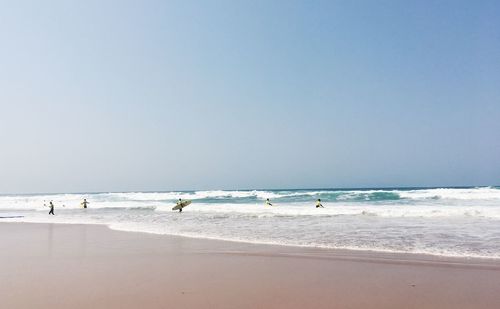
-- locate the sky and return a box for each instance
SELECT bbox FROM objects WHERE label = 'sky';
[0,0,499,193]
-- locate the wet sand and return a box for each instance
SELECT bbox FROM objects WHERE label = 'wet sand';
[1,222,499,309]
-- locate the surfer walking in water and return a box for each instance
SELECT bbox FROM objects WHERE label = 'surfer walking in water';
[316,199,324,208]
[173,198,191,212]
[177,198,183,212]
[265,198,273,206]
[81,198,89,209]
[48,201,55,215]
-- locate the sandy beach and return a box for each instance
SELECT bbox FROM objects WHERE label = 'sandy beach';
[1,222,499,309]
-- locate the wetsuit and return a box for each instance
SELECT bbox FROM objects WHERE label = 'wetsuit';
[49,203,55,215]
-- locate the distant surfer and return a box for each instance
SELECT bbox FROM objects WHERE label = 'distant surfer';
[48,201,55,215]
[177,198,183,212]
[172,199,191,212]
[81,198,89,209]
[265,198,273,206]
[316,199,324,208]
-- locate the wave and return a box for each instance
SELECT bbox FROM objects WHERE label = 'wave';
[1,187,500,212]
[99,187,500,202]
[398,187,500,200]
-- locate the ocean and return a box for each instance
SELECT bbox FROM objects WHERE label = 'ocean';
[1,187,500,259]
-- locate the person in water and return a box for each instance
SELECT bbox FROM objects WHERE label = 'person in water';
[48,201,55,215]
[265,198,273,206]
[81,198,89,209]
[316,199,324,208]
[177,198,183,212]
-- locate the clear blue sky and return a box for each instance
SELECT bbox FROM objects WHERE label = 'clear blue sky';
[0,0,499,193]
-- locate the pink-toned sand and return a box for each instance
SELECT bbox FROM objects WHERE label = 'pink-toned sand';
[1,222,499,309]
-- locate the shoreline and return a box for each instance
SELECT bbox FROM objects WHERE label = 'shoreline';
[2,222,500,308]
[5,220,500,263]
[108,226,500,265]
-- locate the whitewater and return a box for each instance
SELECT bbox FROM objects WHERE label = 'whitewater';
[1,187,500,259]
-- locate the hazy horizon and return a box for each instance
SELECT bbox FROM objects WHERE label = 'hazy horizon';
[2,184,499,196]
[1,1,499,194]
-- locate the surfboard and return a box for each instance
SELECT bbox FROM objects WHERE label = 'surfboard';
[172,200,191,211]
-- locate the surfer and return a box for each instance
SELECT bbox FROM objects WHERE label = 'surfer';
[265,198,273,206]
[48,201,55,215]
[81,198,89,209]
[177,198,183,212]
[316,199,324,208]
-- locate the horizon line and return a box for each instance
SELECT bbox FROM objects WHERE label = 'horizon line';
[1,184,498,196]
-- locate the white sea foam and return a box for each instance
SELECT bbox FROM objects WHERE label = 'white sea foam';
[398,187,500,200]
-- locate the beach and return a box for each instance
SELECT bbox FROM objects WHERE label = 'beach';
[2,0,498,307]
[1,222,499,309]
